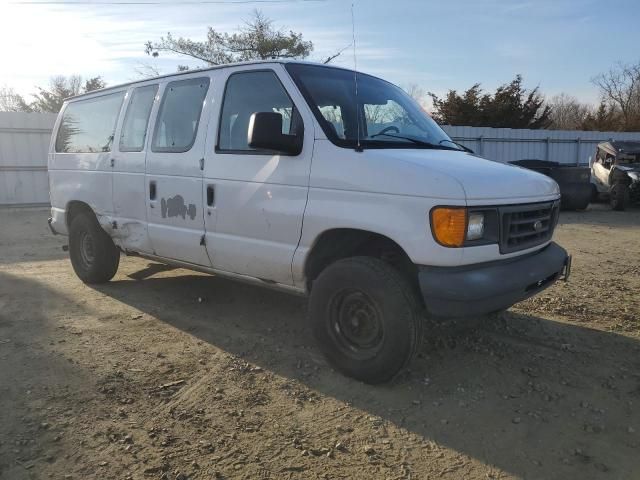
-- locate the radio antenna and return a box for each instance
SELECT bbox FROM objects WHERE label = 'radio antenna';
[351,2,362,152]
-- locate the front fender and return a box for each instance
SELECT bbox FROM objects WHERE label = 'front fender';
[291,188,465,288]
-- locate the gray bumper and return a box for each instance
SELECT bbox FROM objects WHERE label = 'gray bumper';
[47,217,58,235]
[418,242,570,318]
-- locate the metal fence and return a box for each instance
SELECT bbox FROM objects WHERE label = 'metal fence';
[1,112,640,206]
[443,125,640,165]
[0,112,56,205]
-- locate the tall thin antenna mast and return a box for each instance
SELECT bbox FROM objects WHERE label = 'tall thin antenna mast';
[351,2,362,152]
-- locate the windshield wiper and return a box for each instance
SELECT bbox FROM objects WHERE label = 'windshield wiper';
[439,139,474,153]
[369,132,459,150]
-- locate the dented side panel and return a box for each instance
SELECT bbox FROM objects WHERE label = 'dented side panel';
[111,85,155,253]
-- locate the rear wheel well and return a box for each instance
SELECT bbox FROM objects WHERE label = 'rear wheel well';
[66,201,96,230]
[304,229,421,302]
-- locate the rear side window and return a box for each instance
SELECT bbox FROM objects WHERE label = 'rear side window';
[218,70,297,152]
[119,84,158,152]
[152,78,210,153]
[55,92,125,153]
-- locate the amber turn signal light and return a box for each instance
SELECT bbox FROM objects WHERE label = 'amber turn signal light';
[430,207,467,247]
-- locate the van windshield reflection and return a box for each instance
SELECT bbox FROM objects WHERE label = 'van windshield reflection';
[285,63,461,151]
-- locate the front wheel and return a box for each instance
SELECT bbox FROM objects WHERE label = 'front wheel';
[69,213,120,284]
[610,183,630,211]
[309,257,423,384]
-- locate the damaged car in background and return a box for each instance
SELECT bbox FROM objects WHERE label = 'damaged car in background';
[590,140,640,211]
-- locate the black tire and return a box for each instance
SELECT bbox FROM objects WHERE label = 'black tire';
[68,213,120,283]
[309,257,423,384]
[561,195,590,211]
[610,183,630,211]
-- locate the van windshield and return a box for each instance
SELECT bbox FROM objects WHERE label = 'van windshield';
[286,63,459,151]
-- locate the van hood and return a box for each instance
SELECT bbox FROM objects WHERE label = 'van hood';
[366,148,560,202]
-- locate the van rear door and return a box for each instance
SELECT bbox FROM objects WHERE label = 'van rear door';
[144,76,212,266]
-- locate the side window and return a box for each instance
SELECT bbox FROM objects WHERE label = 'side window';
[151,77,210,153]
[119,84,158,152]
[218,70,298,152]
[55,91,125,153]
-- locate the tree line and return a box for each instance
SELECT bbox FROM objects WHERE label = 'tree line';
[1,10,639,132]
[428,64,640,132]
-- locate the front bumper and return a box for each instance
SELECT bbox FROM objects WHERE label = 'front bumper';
[48,207,68,236]
[418,242,570,318]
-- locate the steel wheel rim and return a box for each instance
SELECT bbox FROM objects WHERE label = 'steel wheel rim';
[79,231,95,267]
[328,289,384,358]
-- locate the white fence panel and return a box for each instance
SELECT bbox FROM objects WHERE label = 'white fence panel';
[443,125,640,165]
[1,112,640,205]
[0,112,56,205]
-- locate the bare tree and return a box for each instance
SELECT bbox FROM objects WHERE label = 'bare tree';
[133,62,162,80]
[592,61,640,130]
[404,83,428,109]
[548,93,592,130]
[0,87,32,112]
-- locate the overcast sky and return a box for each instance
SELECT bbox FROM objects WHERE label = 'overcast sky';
[1,0,639,105]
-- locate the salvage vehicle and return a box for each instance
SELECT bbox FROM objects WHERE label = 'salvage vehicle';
[590,141,640,210]
[509,159,592,210]
[48,61,571,383]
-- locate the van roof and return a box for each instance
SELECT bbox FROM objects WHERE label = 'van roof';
[67,59,354,101]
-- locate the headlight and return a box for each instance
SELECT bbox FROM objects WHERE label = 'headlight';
[466,212,485,241]
[430,208,489,247]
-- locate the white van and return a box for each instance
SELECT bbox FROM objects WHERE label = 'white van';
[48,61,570,383]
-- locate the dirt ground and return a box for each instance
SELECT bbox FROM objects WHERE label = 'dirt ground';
[1,204,639,480]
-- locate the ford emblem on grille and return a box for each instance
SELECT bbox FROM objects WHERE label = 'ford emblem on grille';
[533,220,543,232]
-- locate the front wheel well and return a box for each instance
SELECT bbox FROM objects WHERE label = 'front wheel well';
[65,201,96,230]
[304,228,421,301]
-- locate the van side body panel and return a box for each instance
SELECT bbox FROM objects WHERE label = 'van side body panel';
[110,83,159,253]
[202,64,315,285]
[48,88,129,234]
[143,74,214,267]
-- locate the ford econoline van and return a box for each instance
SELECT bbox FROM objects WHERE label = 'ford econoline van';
[48,61,571,383]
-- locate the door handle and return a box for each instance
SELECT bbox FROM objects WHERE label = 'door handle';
[149,181,157,200]
[206,185,215,206]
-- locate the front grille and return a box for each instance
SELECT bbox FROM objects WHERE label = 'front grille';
[499,201,559,254]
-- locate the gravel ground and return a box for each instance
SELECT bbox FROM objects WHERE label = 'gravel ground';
[0,204,639,480]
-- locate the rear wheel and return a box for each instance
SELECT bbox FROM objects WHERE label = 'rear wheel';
[69,213,120,283]
[309,257,423,384]
[610,183,630,211]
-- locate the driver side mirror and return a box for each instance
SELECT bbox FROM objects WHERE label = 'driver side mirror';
[247,112,303,155]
